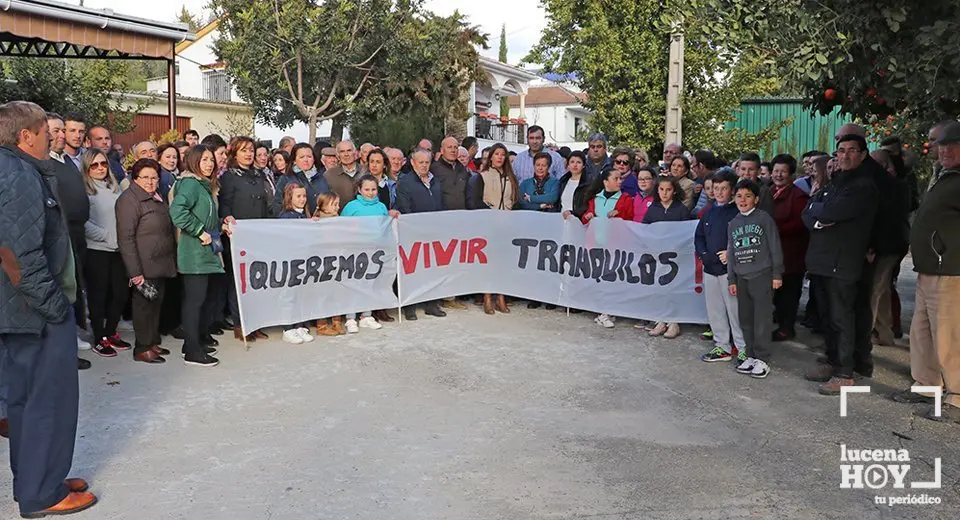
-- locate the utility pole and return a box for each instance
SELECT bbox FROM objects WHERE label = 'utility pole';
[664,30,684,147]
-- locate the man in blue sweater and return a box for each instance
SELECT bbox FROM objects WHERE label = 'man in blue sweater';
[696,170,747,363]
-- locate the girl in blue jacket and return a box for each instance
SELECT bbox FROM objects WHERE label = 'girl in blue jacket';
[340,175,401,333]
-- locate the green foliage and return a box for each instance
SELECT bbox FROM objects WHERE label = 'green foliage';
[177,6,204,32]
[349,104,444,151]
[211,0,419,144]
[498,24,509,117]
[0,58,146,133]
[676,0,960,129]
[348,11,486,141]
[528,0,787,153]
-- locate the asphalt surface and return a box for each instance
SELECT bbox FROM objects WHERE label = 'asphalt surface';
[1,256,958,519]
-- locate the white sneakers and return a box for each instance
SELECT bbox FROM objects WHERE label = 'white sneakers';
[346,317,381,333]
[358,316,382,330]
[282,329,305,345]
[736,357,770,379]
[296,327,314,342]
[77,336,92,351]
[594,314,615,328]
[283,328,315,345]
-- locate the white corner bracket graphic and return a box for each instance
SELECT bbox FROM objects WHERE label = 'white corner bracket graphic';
[839,386,872,417]
[911,386,944,417]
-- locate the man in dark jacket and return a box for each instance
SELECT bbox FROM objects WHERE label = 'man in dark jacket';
[432,136,470,211]
[431,136,471,311]
[46,113,93,365]
[862,150,911,348]
[801,134,879,395]
[893,121,960,424]
[394,149,446,320]
[0,101,98,517]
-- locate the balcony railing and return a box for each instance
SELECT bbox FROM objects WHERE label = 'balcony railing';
[475,114,527,144]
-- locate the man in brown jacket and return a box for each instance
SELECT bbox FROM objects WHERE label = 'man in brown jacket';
[324,140,366,210]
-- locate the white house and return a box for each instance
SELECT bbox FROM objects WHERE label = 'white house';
[505,82,591,148]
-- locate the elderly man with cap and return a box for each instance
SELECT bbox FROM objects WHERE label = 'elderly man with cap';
[891,120,960,424]
[319,146,339,173]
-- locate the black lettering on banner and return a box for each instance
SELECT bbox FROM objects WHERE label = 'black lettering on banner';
[354,252,369,279]
[304,256,322,284]
[538,240,559,273]
[576,246,591,279]
[269,261,289,288]
[558,244,576,275]
[617,250,629,281]
[589,248,604,282]
[366,250,385,279]
[288,259,305,287]
[336,255,355,282]
[638,253,657,285]
[601,249,619,282]
[658,252,679,286]
[624,252,640,283]
[250,261,268,290]
[320,256,337,282]
[512,238,537,269]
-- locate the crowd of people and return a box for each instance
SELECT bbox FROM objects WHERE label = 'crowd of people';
[0,97,958,516]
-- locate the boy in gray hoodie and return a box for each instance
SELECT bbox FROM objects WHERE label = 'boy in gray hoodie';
[727,179,784,378]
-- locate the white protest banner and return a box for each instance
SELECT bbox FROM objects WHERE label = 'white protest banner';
[555,218,707,324]
[397,211,707,324]
[229,217,399,334]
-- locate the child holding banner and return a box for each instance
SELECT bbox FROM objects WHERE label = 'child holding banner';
[277,184,316,345]
[726,179,784,379]
[642,176,691,338]
[340,175,400,333]
[581,169,633,329]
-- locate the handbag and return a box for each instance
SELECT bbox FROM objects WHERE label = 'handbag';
[135,280,160,302]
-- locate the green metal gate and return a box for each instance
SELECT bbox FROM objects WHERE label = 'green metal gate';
[731,97,851,158]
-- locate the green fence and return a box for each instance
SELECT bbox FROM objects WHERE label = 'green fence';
[730,98,852,158]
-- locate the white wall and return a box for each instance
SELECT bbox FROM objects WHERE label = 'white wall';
[508,104,590,147]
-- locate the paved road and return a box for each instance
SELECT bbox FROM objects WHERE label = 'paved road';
[1,258,957,519]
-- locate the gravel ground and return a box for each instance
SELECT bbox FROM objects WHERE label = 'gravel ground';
[1,257,958,520]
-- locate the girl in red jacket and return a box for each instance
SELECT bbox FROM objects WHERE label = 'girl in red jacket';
[581,169,634,328]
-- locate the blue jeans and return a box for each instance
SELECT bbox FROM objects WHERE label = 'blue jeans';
[0,307,79,514]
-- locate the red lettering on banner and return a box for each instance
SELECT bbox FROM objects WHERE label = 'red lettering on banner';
[467,238,488,264]
[400,238,488,274]
[432,239,459,267]
[399,242,422,275]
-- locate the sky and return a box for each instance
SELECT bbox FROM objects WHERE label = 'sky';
[80,0,547,65]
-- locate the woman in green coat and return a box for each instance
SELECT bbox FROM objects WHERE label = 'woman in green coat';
[169,145,226,367]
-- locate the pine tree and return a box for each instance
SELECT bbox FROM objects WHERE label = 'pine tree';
[498,24,509,118]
